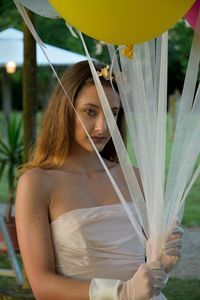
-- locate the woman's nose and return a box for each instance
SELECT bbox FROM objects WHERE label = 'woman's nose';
[95,116,108,132]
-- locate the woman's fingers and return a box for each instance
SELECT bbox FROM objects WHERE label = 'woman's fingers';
[151,268,168,288]
[165,224,184,243]
[163,239,182,249]
[148,261,168,288]
[170,226,184,239]
[147,263,168,297]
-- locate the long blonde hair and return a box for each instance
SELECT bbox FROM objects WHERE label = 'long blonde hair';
[19,60,126,175]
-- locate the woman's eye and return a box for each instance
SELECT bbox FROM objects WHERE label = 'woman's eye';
[84,109,97,116]
[112,111,118,118]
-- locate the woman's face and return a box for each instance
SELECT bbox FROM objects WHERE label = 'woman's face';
[73,84,120,153]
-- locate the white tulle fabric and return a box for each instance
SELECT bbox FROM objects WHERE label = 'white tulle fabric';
[50,204,145,281]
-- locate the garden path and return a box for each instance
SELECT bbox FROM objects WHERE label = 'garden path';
[170,227,200,279]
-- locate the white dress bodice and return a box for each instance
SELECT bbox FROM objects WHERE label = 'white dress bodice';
[50,203,167,299]
[50,203,146,281]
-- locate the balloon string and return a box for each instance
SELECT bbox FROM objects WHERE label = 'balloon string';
[65,21,79,38]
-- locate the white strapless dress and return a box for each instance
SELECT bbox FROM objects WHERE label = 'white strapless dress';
[50,203,166,299]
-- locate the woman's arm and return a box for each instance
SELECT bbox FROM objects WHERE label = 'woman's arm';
[15,169,90,300]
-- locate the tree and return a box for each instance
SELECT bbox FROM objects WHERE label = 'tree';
[168,20,193,94]
[23,11,37,160]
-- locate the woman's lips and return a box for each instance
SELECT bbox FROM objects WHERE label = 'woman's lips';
[91,137,107,143]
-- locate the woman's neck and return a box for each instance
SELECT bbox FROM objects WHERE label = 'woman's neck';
[62,147,110,175]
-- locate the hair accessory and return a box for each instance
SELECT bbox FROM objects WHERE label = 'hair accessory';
[121,45,134,59]
[97,65,114,81]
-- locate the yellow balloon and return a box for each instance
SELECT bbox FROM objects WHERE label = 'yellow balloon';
[49,0,195,45]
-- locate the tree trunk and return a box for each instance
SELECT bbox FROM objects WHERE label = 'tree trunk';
[23,10,37,161]
[22,10,37,289]
[1,69,12,133]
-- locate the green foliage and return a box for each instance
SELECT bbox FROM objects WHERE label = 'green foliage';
[0,0,22,30]
[35,16,110,63]
[164,278,200,300]
[0,114,24,220]
[168,20,193,94]
[183,184,200,227]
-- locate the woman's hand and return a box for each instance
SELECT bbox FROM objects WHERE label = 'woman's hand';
[119,261,167,300]
[146,219,183,274]
[161,219,184,273]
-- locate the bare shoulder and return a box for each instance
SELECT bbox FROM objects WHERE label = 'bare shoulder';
[18,168,51,188]
[18,167,51,184]
[16,167,53,209]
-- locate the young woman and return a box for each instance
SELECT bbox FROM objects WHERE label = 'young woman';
[16,60,183,300]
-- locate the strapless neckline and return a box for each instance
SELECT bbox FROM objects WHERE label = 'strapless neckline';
[50,202,132,225]
[50,200,146,282]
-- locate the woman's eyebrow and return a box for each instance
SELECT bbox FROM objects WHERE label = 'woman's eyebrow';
[82,103,100,109]
[82,103,120,110]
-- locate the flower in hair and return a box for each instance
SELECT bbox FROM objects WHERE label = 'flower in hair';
[97,65,114,80]
[121,45,134,59]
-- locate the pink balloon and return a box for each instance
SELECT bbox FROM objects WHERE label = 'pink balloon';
[185,0,200,29]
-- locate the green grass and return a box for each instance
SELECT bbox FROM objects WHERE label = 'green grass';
[163,278,200,300]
